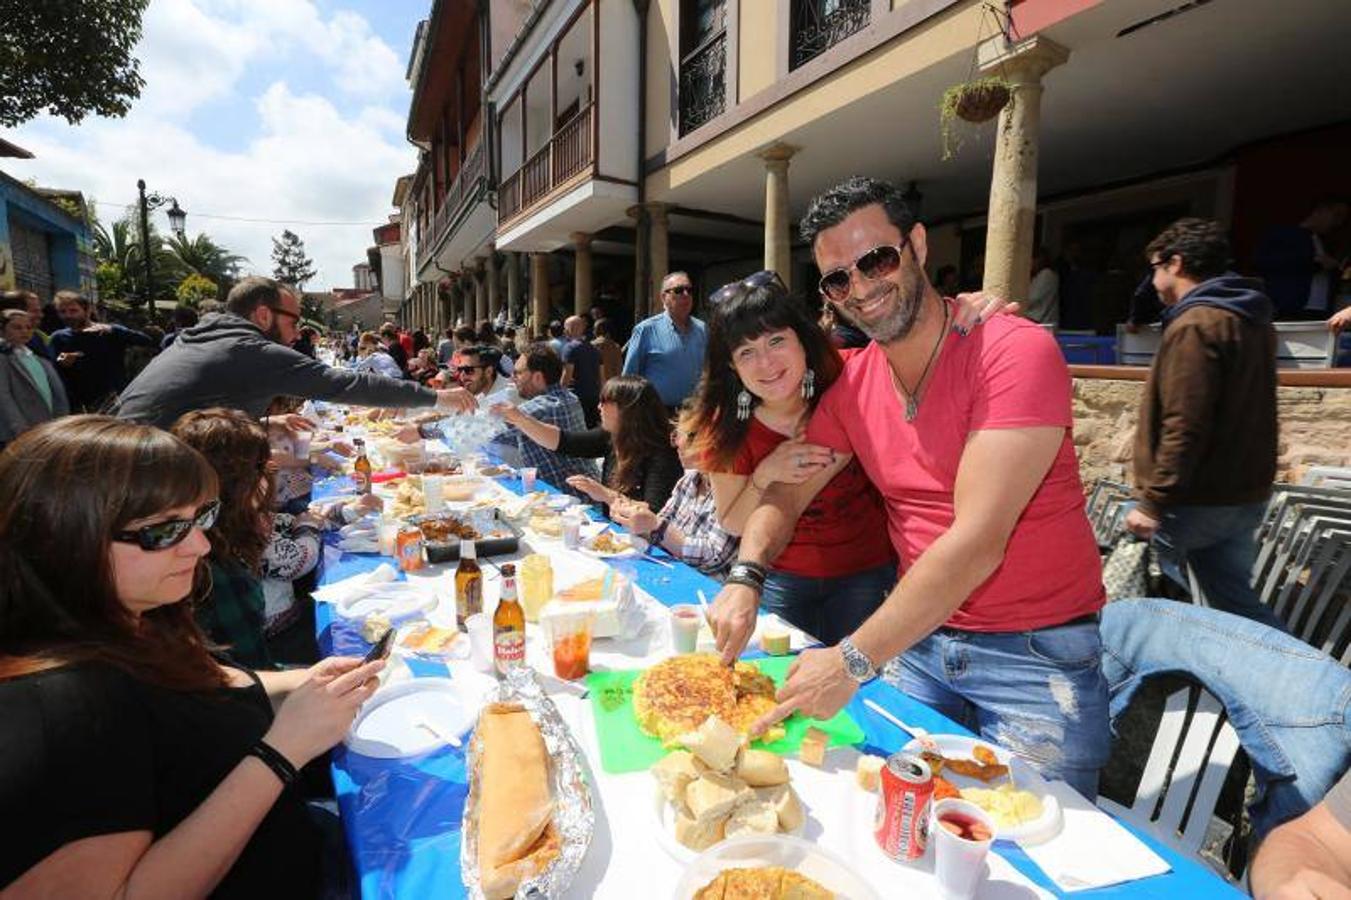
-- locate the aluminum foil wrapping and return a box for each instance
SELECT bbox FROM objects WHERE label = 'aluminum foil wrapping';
[461,667,595,899]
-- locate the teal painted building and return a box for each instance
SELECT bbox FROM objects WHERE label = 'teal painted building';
[0,168,96,302]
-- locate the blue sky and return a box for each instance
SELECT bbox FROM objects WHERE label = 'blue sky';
[6,0,434,290]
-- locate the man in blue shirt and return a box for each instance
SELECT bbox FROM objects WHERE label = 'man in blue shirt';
[49,291,155,411]
[560,315,601,427]
[622,271,707,408]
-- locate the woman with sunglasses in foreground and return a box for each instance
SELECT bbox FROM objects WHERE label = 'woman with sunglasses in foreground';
[0,416,382,897]
[494,373,683,516]
[687,273,898,643]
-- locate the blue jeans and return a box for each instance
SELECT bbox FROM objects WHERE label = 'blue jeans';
[1102,598,1351,836]
[1152,501,1287,632]
[760,562,897,646]
[884,622,1111,799]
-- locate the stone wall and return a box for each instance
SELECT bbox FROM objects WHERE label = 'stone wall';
[1072,377,1351,490]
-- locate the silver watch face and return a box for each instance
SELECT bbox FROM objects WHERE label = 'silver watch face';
[842,641,873,680]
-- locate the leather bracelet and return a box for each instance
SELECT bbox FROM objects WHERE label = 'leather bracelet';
[247,739,299,787]
[729,560,768,583]
[724,573,764,593]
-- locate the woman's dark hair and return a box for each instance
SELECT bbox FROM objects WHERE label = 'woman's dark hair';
[0,416,226,690]
[688,280,843,470]
[594,318,613,338]
[1144,218,1233,281]
[600,375,673,496]
[411,329,430,353]
[171,409,274,574]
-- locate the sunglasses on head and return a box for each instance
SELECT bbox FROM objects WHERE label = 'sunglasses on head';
[113,499,221,551]
[710,270,786,306]
[817,240,911,302]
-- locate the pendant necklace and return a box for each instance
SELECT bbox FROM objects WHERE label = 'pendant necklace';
[891,301,951,422]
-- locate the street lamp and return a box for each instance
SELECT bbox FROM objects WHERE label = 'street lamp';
[136,178,187,309]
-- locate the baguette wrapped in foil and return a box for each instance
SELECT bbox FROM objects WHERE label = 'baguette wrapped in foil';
[461,667,595,898]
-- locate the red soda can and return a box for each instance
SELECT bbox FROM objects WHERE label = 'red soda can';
[874,752,934,861]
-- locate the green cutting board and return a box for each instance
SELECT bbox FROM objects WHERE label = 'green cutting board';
[585,655,865,774]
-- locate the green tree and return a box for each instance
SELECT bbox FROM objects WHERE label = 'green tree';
[0,0,150,127]
[271,229,317,289]
[165,232,245,298]
[93,215,183,306]
[176,273,218,308]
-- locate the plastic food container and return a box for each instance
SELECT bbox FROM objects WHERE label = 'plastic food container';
[442,475,483,502]
[673,834,882,900]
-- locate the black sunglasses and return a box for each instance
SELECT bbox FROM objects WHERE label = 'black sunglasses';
[453,364,490,374]
[663,284,693,296]
[710,270,786,306]
[817,240,911,302]
[113,499,221,551]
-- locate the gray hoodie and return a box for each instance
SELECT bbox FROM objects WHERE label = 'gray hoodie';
[113,313,436,428]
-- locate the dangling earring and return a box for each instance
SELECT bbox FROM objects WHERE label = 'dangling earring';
[736,387,753,421]
[801,369,816,400]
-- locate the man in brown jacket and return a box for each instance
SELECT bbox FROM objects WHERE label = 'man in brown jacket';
[1125,218,1285,630]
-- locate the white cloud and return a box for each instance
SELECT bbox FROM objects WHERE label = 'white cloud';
[4,0,416,293]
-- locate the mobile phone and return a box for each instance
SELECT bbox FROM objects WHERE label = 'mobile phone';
[363,628,395,664]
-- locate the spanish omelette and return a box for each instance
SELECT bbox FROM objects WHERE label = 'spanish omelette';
[632,654,779,744]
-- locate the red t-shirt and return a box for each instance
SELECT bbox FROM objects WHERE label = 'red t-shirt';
[805,314,1104,632]
[730,417,895,578]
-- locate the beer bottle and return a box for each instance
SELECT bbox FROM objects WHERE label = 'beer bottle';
[454,539,483,626]
[352,438,372,494]
[492,563,526,675]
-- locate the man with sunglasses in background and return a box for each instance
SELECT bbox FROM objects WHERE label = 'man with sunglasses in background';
[114,276,475,428]
[451,344,519,411]
[622,271,708,410]
[710,176,1110,798]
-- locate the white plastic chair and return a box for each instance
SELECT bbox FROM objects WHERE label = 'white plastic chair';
[1098,686,1242,861]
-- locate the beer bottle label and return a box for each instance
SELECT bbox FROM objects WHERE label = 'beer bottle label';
[494,630,525,671]
[457,580,482,619]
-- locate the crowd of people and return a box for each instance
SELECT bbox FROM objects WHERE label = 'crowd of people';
[0,176,1347,899]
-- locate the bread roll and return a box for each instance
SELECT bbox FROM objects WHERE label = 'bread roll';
[679,715,743,772]
[856,754,885,792]
[651,750,706,804]
[476,702,556,898]
[724,800,780,838]
[675,806,728,851]
[753,784,804,833]
[735,749,790,787]
[686,771,751,822]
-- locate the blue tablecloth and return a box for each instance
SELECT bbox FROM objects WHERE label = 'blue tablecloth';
[314,473,1243,900]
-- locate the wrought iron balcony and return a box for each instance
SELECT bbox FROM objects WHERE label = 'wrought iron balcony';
[678,30,726,137]
[498,103,595,225]
[417,141,487,271]
[790,0,870,71]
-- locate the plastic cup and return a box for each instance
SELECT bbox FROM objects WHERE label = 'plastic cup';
[931,798,996,900]
[377,516,400,557]
[292,430,313,460]
[465,613,494,673]
[670,604,702,654]
[543,607,593,680]
[561,509,583,549]
[521,467,538,491]
[519,554,554,623]
[422,474,446,512]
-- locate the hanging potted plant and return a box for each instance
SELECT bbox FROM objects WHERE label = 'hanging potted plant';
[939,76,1010,160]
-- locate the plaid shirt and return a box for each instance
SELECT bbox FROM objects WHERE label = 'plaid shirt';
[197,560,275,670]
[654,470,739,578]
[494,384,598,492]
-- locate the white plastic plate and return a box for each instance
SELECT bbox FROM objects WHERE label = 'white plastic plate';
[334,582,437,622]
[345,677,470,759]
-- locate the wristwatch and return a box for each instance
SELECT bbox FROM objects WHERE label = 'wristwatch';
[838,636,878,684]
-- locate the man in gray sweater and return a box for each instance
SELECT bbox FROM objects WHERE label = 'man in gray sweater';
[114,277,473,428]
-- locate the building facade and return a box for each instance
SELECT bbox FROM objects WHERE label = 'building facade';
[0,170,97,303]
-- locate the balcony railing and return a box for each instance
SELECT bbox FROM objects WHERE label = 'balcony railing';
[499,103,595,224]
[790,0,870,71]
[678,30,726,136]
[417,141,487,270]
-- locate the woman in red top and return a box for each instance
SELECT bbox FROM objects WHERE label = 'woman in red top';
[687,272,896,643]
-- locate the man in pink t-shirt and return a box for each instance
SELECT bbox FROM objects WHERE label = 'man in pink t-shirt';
[709,177,1109,796]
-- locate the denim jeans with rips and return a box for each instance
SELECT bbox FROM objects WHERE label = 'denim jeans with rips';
[759,562,897,646]
[1151,501,1288,632]
[1101,598,1351,837]
[883,620,1112,799]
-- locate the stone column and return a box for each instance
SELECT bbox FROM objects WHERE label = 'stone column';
[571,232,593,317]
[628,205,650,323]
[485,249,501,321]
[530,252,550,337]
[646,202,670,317]
[978,35,1069,304]
[505,251,522,323]
[759,144,799,290]
[473,259,488,325]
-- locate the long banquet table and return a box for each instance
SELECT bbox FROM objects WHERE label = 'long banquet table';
[312,470,1245,900]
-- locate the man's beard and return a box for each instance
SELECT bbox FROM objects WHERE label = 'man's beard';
[838,267,926,344]
[265,322,285,343]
